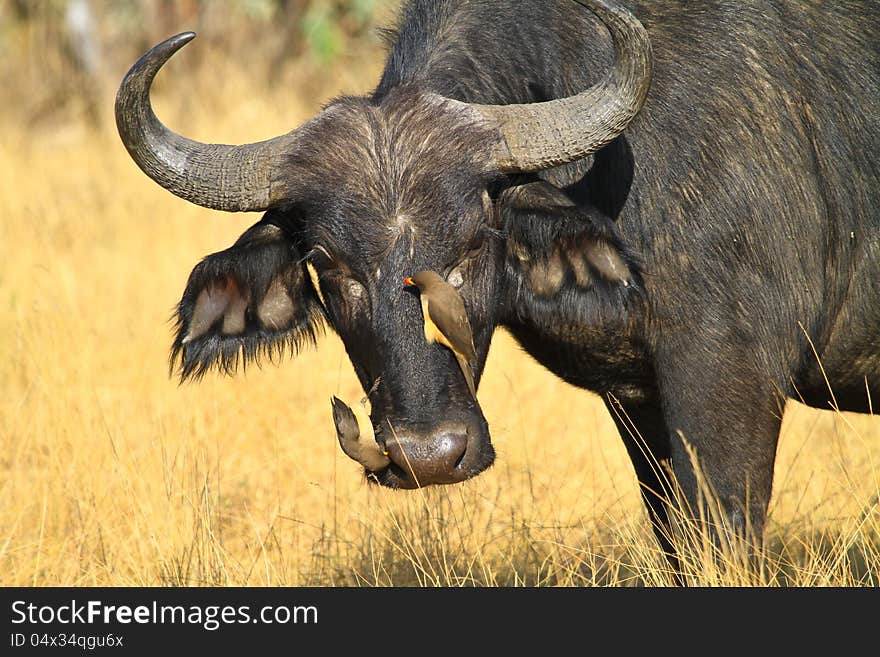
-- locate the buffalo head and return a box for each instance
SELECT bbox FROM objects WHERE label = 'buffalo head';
[115,0,652,488]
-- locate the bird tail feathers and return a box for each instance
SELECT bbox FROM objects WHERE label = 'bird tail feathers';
[455,352,477,399]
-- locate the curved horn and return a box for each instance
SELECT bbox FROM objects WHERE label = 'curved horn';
[115,33,297,212]
[456,0,653,173]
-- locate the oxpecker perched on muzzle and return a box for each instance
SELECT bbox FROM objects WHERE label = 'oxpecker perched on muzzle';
[331,396,390,472]
[404,271,477,398]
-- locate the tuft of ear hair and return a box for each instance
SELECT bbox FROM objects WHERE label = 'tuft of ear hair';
[170,218,325,381]
[501,179,643,325]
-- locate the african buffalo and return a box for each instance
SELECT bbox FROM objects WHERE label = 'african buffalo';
[116,0,880,565]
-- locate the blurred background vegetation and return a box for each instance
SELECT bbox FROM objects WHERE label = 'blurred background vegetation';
[0,0,394,131]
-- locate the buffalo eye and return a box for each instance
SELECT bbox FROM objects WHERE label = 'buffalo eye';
[321,272,369,326]
[446,231,489,289]
[448,267,464,288]
[343,278,366,303]
[466,231,486,255]
[307,244,335,269]
[306,248,366,314]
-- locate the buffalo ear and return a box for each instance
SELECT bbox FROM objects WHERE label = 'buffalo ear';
[171,218,324,381]
[502,180,639,291]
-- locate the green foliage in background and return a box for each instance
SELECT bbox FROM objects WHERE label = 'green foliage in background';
[0,0,395,128]
[301,0,380,61]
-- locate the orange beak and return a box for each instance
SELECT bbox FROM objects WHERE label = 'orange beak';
[403,277,415,287]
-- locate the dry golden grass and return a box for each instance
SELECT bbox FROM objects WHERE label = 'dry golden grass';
[1,51,878,587]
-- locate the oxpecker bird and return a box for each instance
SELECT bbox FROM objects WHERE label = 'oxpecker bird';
[403,270,477,398]
[330,396,390,471]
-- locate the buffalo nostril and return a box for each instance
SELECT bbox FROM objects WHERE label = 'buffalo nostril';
[438,431,468,471]
[452,439,467,470]
[386,430,468,486]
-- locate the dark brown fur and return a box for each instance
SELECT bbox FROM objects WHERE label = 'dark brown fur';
[166,1,880,563]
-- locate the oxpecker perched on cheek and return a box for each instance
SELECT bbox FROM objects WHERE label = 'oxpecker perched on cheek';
[403,270,477,398]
